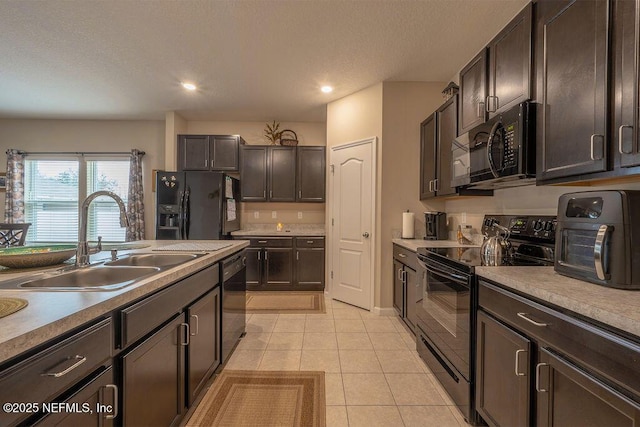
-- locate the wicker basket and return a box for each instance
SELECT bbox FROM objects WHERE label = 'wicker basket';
[279,129,298,146]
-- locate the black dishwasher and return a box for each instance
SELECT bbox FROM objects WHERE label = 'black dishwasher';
[220,251,246,363]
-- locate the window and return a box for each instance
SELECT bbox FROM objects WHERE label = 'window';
[25,157,130,243]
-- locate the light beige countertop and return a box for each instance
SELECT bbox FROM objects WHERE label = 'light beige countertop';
[392,238,480,252]
[476,266,640,340]
[0,239,249,364]
[232,224,325,237]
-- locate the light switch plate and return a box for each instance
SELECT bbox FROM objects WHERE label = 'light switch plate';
[272,211,277,218]
[254,211,260,219]
[298,212,303,219]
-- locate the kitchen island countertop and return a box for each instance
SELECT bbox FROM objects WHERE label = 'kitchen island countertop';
[476,266,640,340]
[0,239,249,364]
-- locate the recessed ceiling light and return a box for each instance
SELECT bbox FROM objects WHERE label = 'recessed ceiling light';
[321,85,333,93]
[181,82,197,91]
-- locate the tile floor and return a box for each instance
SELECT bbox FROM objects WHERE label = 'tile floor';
[222,297,469,427]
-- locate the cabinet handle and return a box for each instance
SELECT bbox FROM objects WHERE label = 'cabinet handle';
[398,253,407,258]
[204,159,208,167]
[306,240,314,244]
[263,190,266,199]
[299,190,302,199]
[180,323,190,346]
[190,314,199,336]
[618,125,634,154]
[486,95,499,113]
[514,349,527,376]
[41,355,87,377]
[397,268,403,281]
[270,190,273,199]
[264,251,268,260]
[257,251,261,261]
[434,179,439,191]
[104,384,119,420]
[477,101,485,118]
[428,180,434,192]
[258,240,268,243]
[402,270,407,283]
[296,251,299,261]
[517,312,548,327]
[590,134,604,160]
[536,362,549,392]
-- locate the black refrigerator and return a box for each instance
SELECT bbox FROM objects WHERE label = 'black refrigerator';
[155,171,240,240]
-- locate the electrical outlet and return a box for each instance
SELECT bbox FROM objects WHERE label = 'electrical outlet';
[254,211,259,219]
[272,211,277,219]
[297,212,303,219]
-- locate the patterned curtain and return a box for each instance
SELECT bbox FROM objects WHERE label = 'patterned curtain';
[126,149,145,241]
[4,149,26,223]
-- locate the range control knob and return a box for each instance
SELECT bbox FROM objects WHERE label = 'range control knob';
[544,221,553,231]
[532,220,544,232]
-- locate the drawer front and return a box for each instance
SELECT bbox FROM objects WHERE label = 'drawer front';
[479,279,640,399]
[121,263,219,348]
[393,244,417,270]
[295,237,324,248]
[250,238,292,248]
[0,318,112,427]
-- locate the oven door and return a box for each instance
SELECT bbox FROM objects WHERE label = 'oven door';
[416,256,471,380]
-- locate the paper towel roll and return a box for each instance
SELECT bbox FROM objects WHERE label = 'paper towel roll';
[402,212,415,238]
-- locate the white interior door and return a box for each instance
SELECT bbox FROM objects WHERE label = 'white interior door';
[330,138,375,310]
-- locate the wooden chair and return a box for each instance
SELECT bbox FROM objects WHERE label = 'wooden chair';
[0,223,31,247]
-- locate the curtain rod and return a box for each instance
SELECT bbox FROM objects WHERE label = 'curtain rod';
[13,150,145,156]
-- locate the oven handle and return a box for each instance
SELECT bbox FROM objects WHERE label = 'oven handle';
[418,258,470,287]
[594,224,611,280]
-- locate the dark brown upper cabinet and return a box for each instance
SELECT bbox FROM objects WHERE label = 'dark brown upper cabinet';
[613,0,640,169]
[240,145,325,202]
[536,0,609,181]
[458,50,488,135]
[421,95,492,200]
[420,113,437,199]
[458,4,533,136]
[178,135,243,171]
[487,3,533,119]
[269,146,297,202]
[296,146,326,202]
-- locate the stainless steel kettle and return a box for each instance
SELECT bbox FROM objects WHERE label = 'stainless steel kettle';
[481,223,512,266]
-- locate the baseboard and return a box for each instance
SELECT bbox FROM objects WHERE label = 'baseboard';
[372,307,397,317]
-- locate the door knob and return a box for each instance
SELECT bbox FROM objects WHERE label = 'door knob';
[362,232,370,238]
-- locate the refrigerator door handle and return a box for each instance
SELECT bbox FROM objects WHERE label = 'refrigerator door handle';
[178,190,185,239]
[183,188,190,239]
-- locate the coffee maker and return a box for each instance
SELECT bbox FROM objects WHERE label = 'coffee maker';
[424,212,447,240]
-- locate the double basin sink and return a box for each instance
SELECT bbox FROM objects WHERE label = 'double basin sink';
[0,253,203,291]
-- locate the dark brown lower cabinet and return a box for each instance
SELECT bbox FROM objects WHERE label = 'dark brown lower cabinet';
[241,237,324,291]
[187,288,221,406]
[122,315,185,427]
[537,348,640,427]
[476,310,531,427]
[478,280,640,427]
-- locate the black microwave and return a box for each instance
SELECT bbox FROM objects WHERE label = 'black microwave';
[466,101,536,189]
[555,190,640,290]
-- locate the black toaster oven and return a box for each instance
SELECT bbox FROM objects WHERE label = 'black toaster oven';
[555,190,640,290]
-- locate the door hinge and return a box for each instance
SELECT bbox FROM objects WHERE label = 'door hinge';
[330,271,334,279]
[331,218,334,226]
[330,164,335,174]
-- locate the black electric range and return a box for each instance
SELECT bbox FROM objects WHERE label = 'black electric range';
[414,214,556,425]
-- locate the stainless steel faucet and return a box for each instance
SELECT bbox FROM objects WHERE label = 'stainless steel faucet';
[76,191,129,267]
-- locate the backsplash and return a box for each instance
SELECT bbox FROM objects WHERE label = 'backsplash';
[240,202,325,226]
[444,179,640,238]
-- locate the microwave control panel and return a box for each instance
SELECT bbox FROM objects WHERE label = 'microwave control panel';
[482,215,557,241]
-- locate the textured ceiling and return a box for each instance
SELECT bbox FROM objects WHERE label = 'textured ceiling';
[0,0,529,122]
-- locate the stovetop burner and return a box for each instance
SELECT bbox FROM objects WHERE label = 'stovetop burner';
[417,214,556,270]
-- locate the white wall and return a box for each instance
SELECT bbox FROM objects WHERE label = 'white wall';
[0,118,165,240]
